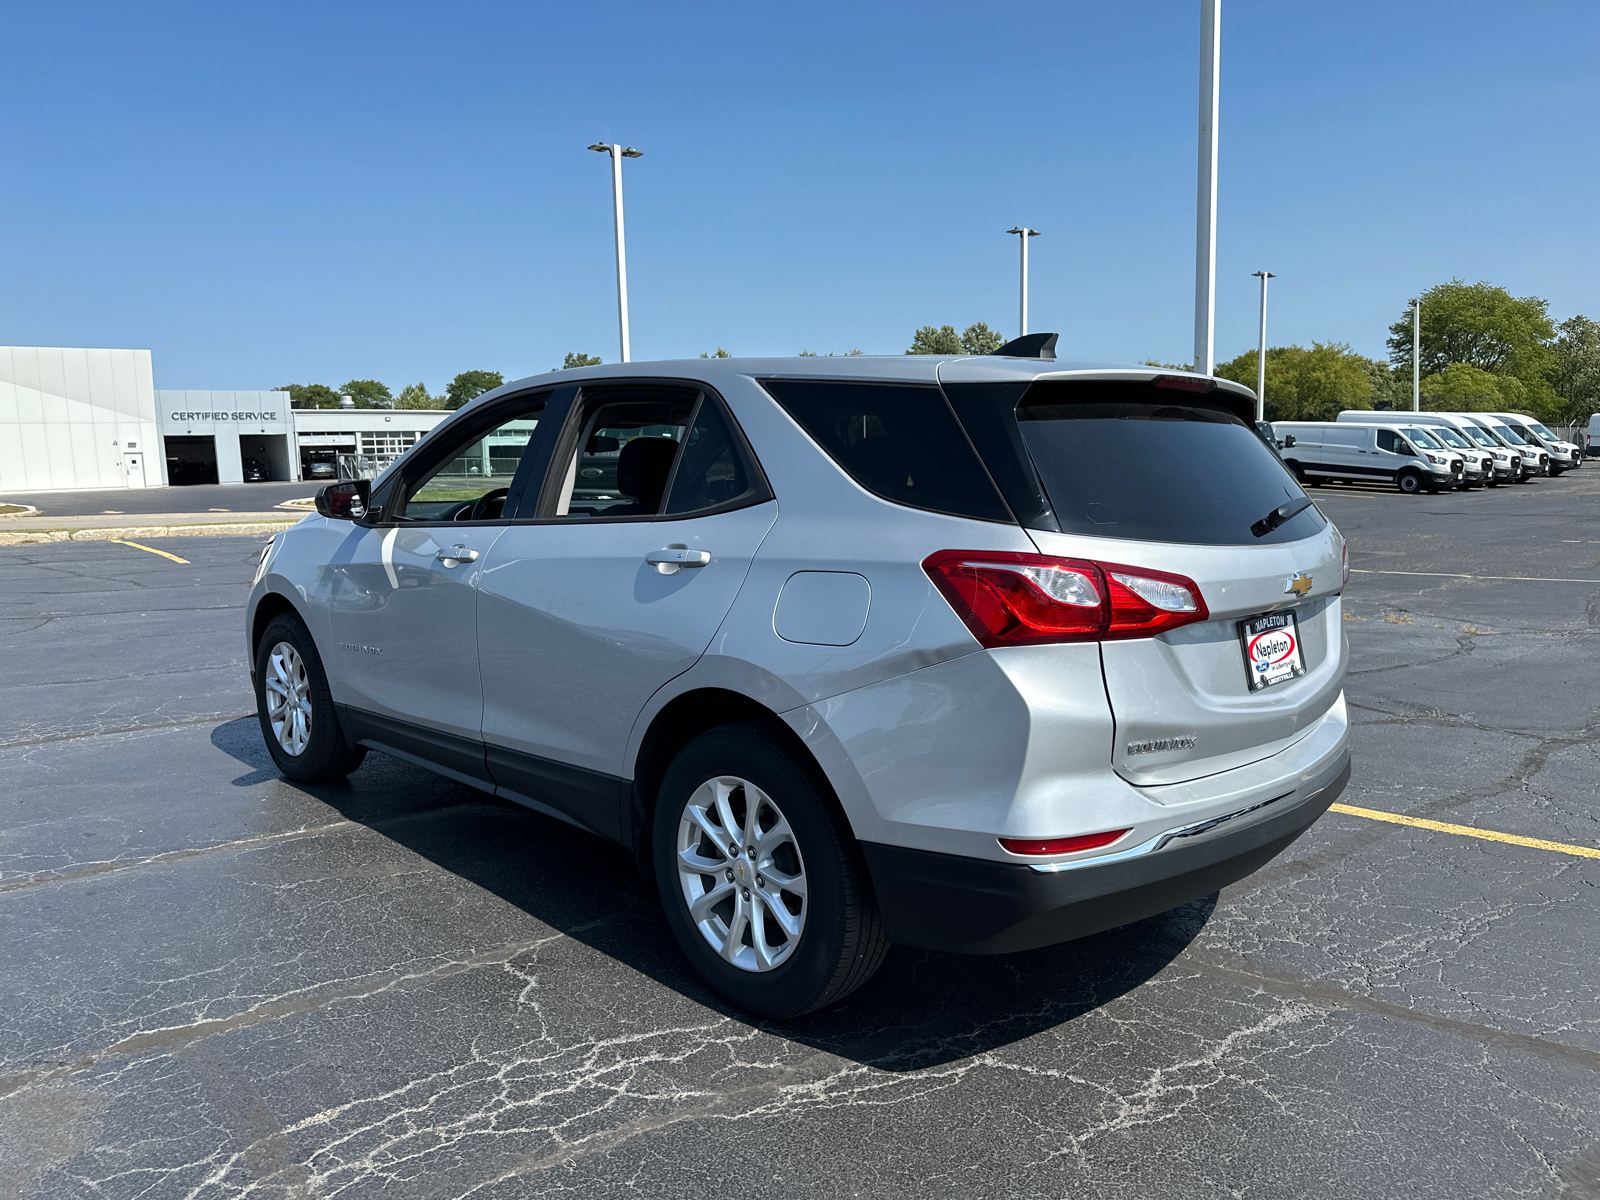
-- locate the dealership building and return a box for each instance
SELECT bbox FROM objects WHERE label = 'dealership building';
[0,345,450,492]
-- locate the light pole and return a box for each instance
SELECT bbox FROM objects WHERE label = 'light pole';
[1251,270,1274,422]
[588,142,643,363]
[1007,228,1041,337]
[1412,299,1421,412]
[1194,0,1221,375]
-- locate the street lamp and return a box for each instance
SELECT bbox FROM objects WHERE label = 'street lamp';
[1251,270,1274,422]
[1194,0,1221,374]
[1412,299,1421,412]
[588,142,644,363]
[1007,228,1041,337]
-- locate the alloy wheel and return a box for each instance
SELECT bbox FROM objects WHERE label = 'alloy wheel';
[676,776,807,972]
[264,641,312,756]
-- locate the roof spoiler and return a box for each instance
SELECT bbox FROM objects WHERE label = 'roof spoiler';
[991,333,1058,360]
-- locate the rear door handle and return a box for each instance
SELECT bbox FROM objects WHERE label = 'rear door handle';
[646,545,711,575]
[436,544,479,566]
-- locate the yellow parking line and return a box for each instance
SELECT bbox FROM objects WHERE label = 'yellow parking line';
[1329,802,1600,860]
[109,539,190,565]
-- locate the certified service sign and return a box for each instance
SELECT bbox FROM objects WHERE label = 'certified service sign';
[1240,610,1307,691]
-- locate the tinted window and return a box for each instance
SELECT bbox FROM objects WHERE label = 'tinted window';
[1376,429,1402,453]
[760,379,1012,523]
[665,397,769,515]
[1014,381,1324,546]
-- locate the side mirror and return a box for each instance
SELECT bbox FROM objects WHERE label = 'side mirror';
[316,479,371,520]
[1399,444,1417,456]
[1282,434,1297,448]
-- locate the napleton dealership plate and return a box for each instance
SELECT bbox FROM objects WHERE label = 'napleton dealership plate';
[1240,609,1306,691]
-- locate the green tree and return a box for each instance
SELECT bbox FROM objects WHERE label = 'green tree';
[1417,362,1509,411]
[562,352,602,369]
[1386,279,1556,414]
[444,370,503,410]
[396,382,438,409]
[1142,360,1194,372]
[1361,359,1406,411]
[1214,342,1374,421]
[960,322,1005,355]
[340,379,393,409]
[699,348,731,358]
[907,325,964,355]
[1548,315,1600,422]
[275,383,341,409]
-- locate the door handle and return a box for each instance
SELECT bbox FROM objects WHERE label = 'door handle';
[646,545,711,575]
[436,544,479,566]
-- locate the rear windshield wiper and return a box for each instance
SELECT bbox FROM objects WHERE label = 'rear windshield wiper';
[1250,495,1314,539]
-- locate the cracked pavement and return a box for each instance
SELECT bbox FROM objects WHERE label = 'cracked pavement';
[1,476,1598,1198]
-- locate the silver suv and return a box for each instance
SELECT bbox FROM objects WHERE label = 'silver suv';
[247,348,1351,1017]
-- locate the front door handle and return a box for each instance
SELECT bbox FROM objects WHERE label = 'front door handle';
[436,544,479,566]
[646,545,711,575]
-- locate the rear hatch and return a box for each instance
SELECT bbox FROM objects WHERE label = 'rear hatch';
[942,371,1346,788]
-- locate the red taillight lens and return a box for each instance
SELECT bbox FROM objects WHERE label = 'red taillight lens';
[923,550,1208,647]
[1000,829,1132,856]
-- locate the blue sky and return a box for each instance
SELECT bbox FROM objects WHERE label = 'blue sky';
[3,1,1596,391]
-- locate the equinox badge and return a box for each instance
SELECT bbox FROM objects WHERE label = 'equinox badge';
[1285,572,1313,596]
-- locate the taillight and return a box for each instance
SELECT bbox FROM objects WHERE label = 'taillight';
[923,550,1208,647]
[1000,829,1131,856]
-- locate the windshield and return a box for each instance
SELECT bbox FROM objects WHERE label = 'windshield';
[1468,424,1509,447]
[1529,421,1558,440]
[1493,424,1530,446]
[1013,383,1324,546]
[1428,427,1470,449]
[1403,427,1444,449]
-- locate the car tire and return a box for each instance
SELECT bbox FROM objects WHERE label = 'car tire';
[253,612,366,782]
[1397,470,1423,494]
[653,720,889,1019]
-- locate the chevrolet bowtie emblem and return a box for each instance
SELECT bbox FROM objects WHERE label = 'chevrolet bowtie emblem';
[1285,572,1313,596]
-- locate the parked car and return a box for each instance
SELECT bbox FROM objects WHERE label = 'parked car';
[242,457,269,482]
[1418,413,1527,482]
[1273,420,1464,492]
[247,350,1351,1017]
[1335,412,1494,487]
[306,460,337,480]
[1486,413,1581,474]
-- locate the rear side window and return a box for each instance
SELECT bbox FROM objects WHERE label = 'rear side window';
[759,379,1012,523]
[1014,381,1324,546]
[664,396,770,515]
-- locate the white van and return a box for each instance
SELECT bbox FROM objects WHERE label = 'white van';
[1335,412,1493,487]
[1455,414,1550,477]
[1487,413,1581,474]
[1420,413,1527,482]
[1273,421,1464,493]
[1587,414,1600,457]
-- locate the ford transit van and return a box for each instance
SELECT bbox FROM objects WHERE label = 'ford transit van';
[1273,421,1463,493]
[1487,414,1580,474]
[1334,412,1491,487]
[1457,415,1548,478]
[1418,414,1526,482]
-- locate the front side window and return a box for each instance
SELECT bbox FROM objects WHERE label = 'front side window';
[399,398,547,521]
[1376,429,1406,454]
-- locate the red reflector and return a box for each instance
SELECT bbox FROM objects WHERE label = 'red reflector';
[1152,373,1216,392]
[923,551,1208,648]
[1000,829,1132,856]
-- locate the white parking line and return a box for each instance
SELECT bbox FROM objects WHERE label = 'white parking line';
[1349,569,1600,584]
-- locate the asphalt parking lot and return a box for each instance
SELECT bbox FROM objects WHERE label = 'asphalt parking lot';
[2,471,1598,1198]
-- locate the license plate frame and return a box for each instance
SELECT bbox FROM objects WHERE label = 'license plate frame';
[1240,609,1306,692]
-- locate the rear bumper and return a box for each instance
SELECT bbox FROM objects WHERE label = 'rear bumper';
[861,748,1350,955]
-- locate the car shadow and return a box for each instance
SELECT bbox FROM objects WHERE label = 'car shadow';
[212,718,1212,1071]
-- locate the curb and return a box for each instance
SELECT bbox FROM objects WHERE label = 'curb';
[0,520,298,547]
[0,504,43,519]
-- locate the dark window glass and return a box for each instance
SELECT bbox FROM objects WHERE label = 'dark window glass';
[759,379,1012,523]
[665,397,768,514]
[1376,429,1400,453]
[1014,381,1324,546]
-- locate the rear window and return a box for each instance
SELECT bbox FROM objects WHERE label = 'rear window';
[759,379,1012,523]
[1014,381,1324,546]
